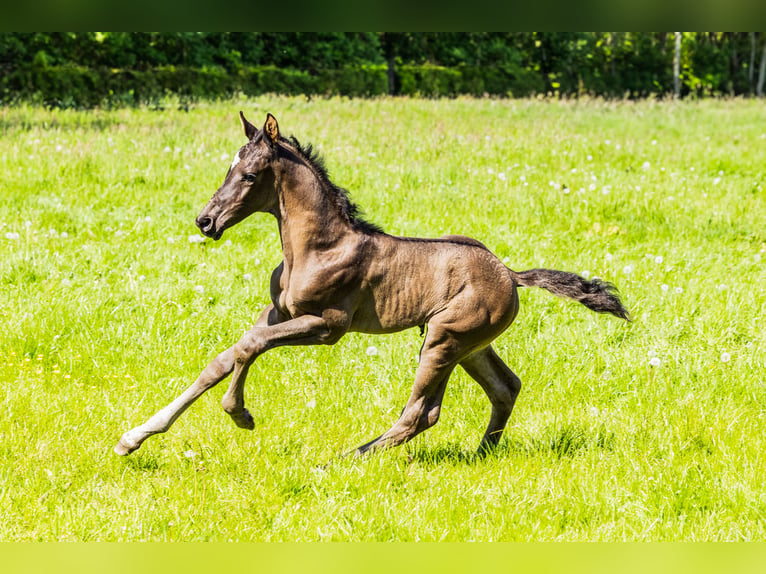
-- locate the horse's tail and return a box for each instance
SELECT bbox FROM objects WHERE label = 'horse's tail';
[510,268,630,321]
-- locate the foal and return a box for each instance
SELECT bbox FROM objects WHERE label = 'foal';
[115,112,629,457]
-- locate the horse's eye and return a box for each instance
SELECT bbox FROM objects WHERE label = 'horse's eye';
[242,173,257,183]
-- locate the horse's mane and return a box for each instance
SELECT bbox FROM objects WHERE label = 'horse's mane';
[284,136,385,235]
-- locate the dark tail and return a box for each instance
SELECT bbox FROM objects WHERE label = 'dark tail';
[511,268,630,321]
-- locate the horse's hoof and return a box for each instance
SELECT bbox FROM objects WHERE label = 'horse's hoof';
[114,435,139,456]
[232,409,255,430]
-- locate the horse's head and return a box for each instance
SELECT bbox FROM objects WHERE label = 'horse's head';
[196,112,281,240]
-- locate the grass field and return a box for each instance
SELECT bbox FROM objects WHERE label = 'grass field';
[1,95,765,541]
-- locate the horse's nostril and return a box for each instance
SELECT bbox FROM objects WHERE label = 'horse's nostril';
[197,216,213,232]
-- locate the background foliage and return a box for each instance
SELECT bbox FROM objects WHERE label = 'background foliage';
[2,33,766,107]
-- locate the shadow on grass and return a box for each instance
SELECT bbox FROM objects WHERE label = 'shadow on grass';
[122,452,162,472]
[407,424,617,465]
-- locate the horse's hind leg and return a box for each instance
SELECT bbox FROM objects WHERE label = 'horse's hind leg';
[460,345,521,454]
[354,327,458,456]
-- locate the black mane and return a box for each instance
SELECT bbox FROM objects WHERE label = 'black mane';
[285,135,385,235]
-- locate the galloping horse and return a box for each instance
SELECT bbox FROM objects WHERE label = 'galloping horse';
[115,113,629,458]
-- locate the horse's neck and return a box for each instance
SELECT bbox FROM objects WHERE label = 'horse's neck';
[274,160,351,260]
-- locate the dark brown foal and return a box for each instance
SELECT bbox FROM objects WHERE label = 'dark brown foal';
[115,113,629,458]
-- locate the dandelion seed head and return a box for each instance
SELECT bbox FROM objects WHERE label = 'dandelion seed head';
[654,255,664,264]
[188,234,205,244]
[242,273,252,281]
[674,287,684,294]
[194,285,205,294]
[649,357,661,367]
[623,265,634,275]
[365,345,379,357]
[720,352,731,363]
[661,284,669,293]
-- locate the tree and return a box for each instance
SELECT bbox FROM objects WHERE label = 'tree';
[674,32,681,97]
[758,33,766,97]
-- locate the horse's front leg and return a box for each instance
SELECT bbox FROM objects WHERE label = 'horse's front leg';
[114,303,277,456]
[114,346,237,456]
[220,304,284,429]
[221,310,340,430]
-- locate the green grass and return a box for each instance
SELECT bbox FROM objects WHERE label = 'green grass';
[1,95,765,541]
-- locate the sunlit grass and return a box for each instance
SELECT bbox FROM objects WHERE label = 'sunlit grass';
[1,96,764,540]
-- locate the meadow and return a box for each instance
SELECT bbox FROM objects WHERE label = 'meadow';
[0,95,764,541]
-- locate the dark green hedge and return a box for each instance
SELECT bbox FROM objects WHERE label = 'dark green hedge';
[0,63,545,108]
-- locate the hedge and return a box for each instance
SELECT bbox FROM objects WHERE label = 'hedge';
[0,63,545,108]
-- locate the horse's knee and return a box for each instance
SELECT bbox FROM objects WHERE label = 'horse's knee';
[233,332,265,365]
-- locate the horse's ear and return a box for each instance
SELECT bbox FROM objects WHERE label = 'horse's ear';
[239,111,257,140]
[264,113,280,149]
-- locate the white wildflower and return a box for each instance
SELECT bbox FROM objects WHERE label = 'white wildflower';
[188,234,205,244]
[661,284,669,293]
[365,345,379,357]
[5,232,20,240]
[720,352,731,363]
[642,161,651,170]
[163,146,172,153]
[649,357,661,367]
[306,399,316,409]
[183,450,197,458]
[194,285,205,294]
[242,273,252,281]
[623,265,634,275]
